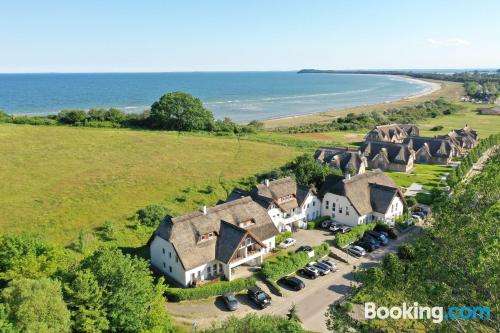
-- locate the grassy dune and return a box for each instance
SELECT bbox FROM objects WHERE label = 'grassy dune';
[0,125,298,246]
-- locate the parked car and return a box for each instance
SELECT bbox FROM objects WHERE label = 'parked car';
[354,240,377,252]
[413,206,431,216]
[373,225,398,239]
[329,223,341,233]
[321,219,332,228]
[247,286,271,309]
[222,292,240,311]
[319,259,338,271]
[361,235,381,248]
[307,262,330,275]
[312,261,332,272]
[296,245,315,258]
[411,214,423,222]
[300,266,319,278]
[367,231,389,245]
[279,276,305,291]
[347,245,366,257]
[338,226,352,234]
[279,238,296,248]
[299,266,319,279]
[412,211,425,219]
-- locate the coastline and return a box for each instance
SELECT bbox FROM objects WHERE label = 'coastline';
[261,77,462,129]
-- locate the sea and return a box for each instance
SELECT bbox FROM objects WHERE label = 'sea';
[0,72,434,123]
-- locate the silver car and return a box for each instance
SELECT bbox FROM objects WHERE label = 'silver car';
[347,245,366,257]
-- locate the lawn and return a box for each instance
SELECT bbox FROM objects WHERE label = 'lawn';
[0,124,299,246]
[385,164,453,191]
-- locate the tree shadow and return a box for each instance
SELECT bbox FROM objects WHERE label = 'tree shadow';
[119,245,150,260]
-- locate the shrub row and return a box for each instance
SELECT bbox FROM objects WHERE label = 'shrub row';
[333,223,376,248]
[307,216,330,230]
[261,243,330,281]
[165,277,256,302]
[447,134,500,188]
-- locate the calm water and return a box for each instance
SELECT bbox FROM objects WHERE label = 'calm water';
[0,72,432,123]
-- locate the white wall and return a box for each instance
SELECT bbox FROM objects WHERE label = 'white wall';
[321,193,360,227]
[301,193,321,221]
[384,196,404,222]
[267,207,283,230]
[262,236,275,253]
[150,236,187,286]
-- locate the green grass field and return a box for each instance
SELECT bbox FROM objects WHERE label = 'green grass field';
[385,164,452,190]
[0,124,299,246]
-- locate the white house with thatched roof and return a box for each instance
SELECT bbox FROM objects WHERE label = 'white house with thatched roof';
[149,197,279,287]
[319,170,405,226]
[249,177,321,232]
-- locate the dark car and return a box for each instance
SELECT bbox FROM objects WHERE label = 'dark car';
[319,259,338,272]
[279,276,305,291]
[367,231,389,245]
[222,292,240,311]
[296,245,313,253]
[299,266,319,279]
[247,286,271,309]
[321,219,332,229]
[313,261,332,272]
[374,224,398,239]
[361,235,381,248]
[413,206,431,216]
[338,226,352,234]
[355,240,377,252]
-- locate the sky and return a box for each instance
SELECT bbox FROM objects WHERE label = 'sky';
[0,0,499,73]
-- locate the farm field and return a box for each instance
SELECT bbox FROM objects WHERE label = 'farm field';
[0,124,299,246]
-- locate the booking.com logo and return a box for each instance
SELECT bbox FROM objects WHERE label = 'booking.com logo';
[365,302,491,323]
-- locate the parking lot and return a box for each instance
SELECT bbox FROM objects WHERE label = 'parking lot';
[166,226,416,332]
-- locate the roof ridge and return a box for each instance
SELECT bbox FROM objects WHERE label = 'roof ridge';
[172,196,253,223]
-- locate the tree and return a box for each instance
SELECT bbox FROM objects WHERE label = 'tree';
[135,204,169,227]
[80,248,173,332]
[287,303,301,323]
[149,91,214,131]
[289,154,341,188]
[64,270,109,333]
[57,109,87,124]
[0,235,61,282]
[325,304,358,333]
[1,278,71,333]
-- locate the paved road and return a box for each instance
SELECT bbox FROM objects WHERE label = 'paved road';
[167,230,415,332]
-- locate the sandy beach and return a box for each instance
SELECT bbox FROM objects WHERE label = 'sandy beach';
[262,77,462,129]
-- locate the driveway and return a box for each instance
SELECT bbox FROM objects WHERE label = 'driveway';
[166,228,416,332]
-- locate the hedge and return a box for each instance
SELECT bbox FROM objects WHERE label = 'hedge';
[275,231,293,245]
[261,243,330,281]
[307,216,330,230]
[165,277,256,302]
[333,223,376,248]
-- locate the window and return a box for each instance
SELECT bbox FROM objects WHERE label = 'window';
[162,248,165,254]
[332,203,336,212]
[313,201,315,206]
[169,266,172,273]
[307,203,310,208]
[213,265,217,274]
[325,200,329,210]
[175,256,178,263]
[169,252,172,258]
[339,206,343,214]
[163,262,166,268]
[207,266,211,275]
[346,207,349,216]
[331,213,335,218]
[219,264,223,273]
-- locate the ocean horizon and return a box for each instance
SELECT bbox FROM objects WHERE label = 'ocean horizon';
[0,72,434,123]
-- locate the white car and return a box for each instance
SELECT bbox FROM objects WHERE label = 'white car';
[347,245,366,257]
[411,214,423,222]
[279,238,296,248]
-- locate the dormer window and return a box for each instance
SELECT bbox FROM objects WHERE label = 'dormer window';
[198,231,216,243]
[238,219,255,228]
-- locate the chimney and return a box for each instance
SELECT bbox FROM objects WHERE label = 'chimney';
[202,205,207,215]
[264,179,270,187]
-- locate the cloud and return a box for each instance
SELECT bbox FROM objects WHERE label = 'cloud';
[426,37,471,47]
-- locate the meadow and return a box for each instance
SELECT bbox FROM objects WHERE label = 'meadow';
[0,125,299,246]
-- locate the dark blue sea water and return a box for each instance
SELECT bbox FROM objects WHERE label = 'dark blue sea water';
[0,72,433,123]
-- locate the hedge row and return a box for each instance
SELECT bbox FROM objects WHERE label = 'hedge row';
[333,223,376,248]
[261,243,330,281]
[165,277,256,302]
[275,231,293,245]
[307,216,330,230]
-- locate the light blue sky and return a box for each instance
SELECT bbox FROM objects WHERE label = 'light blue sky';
[1,0,498,73]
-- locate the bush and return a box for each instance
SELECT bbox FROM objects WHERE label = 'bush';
[333,223,376,248]
[397,243,416,260]
[307,216,330,230]
[57,109,87,124]
[261,243,330,281]
[165,277,256,302]
[430,125,444,131]
[275,231,293,246]
[12,116,57,126]
[135,204,168,227]
[405,197,417,207]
